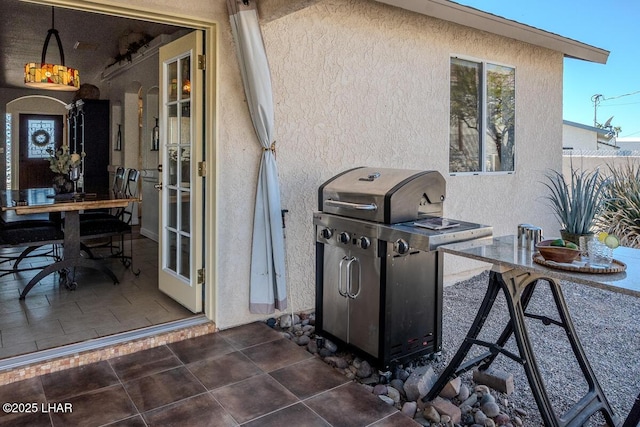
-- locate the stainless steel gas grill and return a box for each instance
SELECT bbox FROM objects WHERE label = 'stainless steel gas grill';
[314,167,492,368]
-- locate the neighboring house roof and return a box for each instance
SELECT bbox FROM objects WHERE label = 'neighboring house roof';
[563,120,611,137]
[563,120,617,150]
[375,0,609,64]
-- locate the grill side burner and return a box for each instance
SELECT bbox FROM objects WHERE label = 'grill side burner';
[314,167,492,368]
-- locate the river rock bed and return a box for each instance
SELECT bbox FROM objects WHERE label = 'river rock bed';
[266,311,530,426]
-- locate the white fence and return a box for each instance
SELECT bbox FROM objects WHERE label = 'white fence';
[563,150,640,177]
[563,149,640,157]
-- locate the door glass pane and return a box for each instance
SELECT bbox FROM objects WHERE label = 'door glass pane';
[167,231,177,272]
[28,119,56,159]
[181,235,190,279]
[181,102,191,118]
[180,149,190,186]
[168,148,178,186]
[181,57,191,100]
[168,188,177,229]
[167,104,178,186]
[168,62,178,103]
[180,106,191,144]
[167,105,178,143]
[181,190,190,233]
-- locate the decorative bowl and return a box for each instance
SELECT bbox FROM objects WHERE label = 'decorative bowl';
[536,240,580,263]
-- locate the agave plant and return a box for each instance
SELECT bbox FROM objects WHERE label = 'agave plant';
[597,162,640,248]
[542,167,607,236]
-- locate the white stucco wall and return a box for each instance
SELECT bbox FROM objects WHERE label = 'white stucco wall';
[101,54,162,169]
[160,0,564,328]
[563,123,598,151]
[257,0,564,323]
[46,0,565,329]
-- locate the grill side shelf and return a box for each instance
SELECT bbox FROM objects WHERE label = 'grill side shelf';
[383,220,493,252]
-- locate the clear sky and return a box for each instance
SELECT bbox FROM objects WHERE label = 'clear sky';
[455,0,640,138]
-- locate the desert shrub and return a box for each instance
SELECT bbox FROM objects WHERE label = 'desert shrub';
[543,167,606,235]
[598,161,640,248]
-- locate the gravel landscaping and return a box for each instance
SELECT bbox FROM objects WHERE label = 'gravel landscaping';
[273,270,640,426]
[435,270,640,426]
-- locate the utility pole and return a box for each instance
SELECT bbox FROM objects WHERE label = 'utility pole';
[591,94,603,127]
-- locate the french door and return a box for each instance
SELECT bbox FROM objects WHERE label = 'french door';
[19,114,63,189]
[158,31,205,312]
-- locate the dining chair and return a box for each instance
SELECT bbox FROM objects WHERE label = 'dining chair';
[79,166,126,220]
[112,166,127,198]
[79,168,140,274]
[0,215,64,278]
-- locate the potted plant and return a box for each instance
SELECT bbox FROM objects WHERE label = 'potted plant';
[542,166,607,245]
[46,145,85,194]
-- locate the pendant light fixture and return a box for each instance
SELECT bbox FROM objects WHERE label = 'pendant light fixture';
[24,7,80,91]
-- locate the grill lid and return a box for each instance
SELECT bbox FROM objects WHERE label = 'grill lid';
[318,167,446,223]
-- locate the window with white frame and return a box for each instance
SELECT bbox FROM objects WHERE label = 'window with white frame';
[449,57,515,174]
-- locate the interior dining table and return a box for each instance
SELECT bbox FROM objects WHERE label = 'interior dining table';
[427,235,640,427]
[0,188,136,299]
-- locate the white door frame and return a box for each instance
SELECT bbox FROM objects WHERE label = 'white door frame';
[31,0,218,323]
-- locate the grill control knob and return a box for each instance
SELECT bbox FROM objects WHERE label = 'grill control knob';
[394,239,410,255]
[357,236,371,249]
[320,228,333,239]
[338,232,351,244]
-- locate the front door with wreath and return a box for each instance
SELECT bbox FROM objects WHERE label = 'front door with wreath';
[19,114,64,188]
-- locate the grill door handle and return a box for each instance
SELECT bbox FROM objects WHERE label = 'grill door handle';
[325,200,377,211]
[338,256,349,297]
[346,257,361,299]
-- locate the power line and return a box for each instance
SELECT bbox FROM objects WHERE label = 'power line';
[597,101,640,108]
[602,90,640,101]
[591,91,640,127]
[620,130,640,138]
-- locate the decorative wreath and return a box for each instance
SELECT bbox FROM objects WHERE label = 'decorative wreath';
[31,129,51,147]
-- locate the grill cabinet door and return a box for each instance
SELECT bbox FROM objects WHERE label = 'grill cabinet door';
[347,254,381,358]
[322,244,350,344]
[321,243,381,359]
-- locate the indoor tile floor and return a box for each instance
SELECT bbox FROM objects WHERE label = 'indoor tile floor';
[0,237,194,359]
[0,322,419,427]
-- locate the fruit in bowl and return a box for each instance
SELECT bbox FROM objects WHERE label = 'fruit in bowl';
[536,239,580,263]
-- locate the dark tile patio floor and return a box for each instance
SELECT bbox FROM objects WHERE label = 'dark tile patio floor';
[0,322,419,426]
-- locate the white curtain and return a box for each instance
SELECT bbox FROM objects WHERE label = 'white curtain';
[228,0,287,314]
